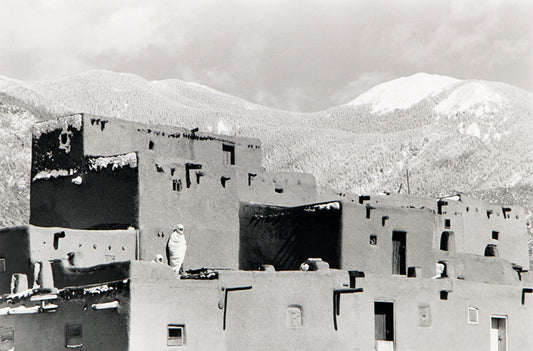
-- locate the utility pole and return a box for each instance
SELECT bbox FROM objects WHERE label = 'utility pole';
[406,168,411,195]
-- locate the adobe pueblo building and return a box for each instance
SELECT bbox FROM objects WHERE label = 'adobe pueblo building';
[0,113,532,350]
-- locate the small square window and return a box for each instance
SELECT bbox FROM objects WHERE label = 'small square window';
[492,231,499,240]
[168,325,185,346]
[0,258,5,273]
[467,307,479,324]
[440,290,449,300]
[66,324,82,348]
[369,235,377,246]
[444,219,451,229]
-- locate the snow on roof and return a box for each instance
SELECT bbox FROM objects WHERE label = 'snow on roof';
[348,73,460,114]
[92,300,120,310]
[88,152,137,171]
[32,169,72,182]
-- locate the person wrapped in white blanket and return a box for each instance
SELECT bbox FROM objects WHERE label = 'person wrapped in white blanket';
[168,224,187,276]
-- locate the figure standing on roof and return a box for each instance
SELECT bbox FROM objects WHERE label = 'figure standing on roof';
[168,224,187,276]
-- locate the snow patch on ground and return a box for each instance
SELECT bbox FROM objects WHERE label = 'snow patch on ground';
[348,73,460,114]
[435,82,506,117]
[465,123,481,138]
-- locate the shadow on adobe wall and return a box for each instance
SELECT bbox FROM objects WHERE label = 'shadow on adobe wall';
[239,202,341,270]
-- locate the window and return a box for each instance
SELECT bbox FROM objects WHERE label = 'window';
[148,140,154,150]
[167,325,185,346]
[0,258,5,273]
[172,179,182,192]
[222,144,235,165]
[467,307,479,324]
[492,231,499,240]
[444,219,451,229]
[374,302,394,341]
[66,324,82,348]
[440,290,449,300]
[369,235,377,246]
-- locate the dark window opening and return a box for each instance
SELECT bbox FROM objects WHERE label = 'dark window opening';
[148,140,154,150]
[484,244,499,257]
[170,168,176,176]
[444,219,451,229]
[502,207,511,218]
[437,201,448,215]
[492,231,499,240]
[0,258,5,273]
[369,235,377,246]
[167,325,185,346]
[275,187,284,193]
[487,210,493,219]
[66,324,82,348]
[222,144,235,165]
[440,290,449,300]
[53,231,66,250]
[407,267,417,277]
[382,216,389,227]
[392,231,406,275]
[60,133,68,144]
[374,302,394,341]
[172,179,182,192]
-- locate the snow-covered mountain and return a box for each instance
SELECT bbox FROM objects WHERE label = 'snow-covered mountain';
[1,71,532,230]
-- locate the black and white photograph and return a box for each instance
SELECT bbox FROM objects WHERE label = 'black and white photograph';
[0,0,532,350]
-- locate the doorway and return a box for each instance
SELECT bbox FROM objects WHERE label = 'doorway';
[392,231,406,275]
[490,316,507,351]
[375,302,394,351]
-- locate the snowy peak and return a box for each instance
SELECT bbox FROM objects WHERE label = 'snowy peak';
[348,73,460,114]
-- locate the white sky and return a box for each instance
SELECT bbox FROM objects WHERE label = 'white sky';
[1,0,531,111]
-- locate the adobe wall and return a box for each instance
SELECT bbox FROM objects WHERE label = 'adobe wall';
[127,264,533,351]
[28,225,137,266]
[81,114,262,169]
[340,202,436,278]
[239,202,342,270]
[235,169,318,207]
[442,197,529,269]
[352,273,533,351]
[136,154,240,269]
[0,226,136,294]
[0,281,130,350]
[30,161,139,229]
[0,227,32,295]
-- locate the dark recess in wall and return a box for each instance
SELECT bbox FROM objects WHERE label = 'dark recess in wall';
[239,202,342,270]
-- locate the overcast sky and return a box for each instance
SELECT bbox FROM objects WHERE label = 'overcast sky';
[1,0,532,111]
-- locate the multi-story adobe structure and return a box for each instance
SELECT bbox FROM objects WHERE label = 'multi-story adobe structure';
[0,113,532,350]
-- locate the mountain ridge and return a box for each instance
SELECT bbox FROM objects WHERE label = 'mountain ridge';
[1,70,532,234]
